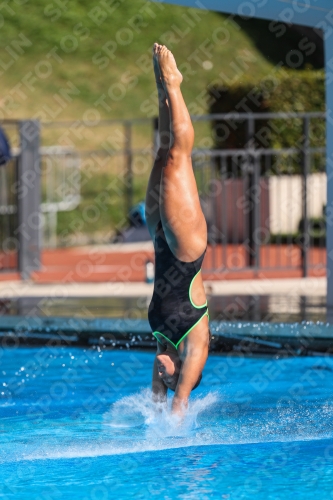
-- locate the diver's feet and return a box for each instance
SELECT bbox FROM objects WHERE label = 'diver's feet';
[153,43,163,87]
[156,44,183,89]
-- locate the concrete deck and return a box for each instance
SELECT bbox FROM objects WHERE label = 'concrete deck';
[0,243,326,283]
[0,277,326,299]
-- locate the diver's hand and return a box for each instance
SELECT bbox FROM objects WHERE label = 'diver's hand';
[171,395,188,419]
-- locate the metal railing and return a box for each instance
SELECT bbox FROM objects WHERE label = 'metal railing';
[0,120,41,277]
[0,154,19,272]
[0,120,20,273]
[0,112,326,278]
[191,112,326,277]
[40,146,81,248]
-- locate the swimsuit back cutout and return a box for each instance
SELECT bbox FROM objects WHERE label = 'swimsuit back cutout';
[148,222,208,349]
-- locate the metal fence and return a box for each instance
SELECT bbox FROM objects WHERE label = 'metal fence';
[32,117,158,250]
[40,146,81,248]
[0,121,20,274]
[0,155,18,272]
[0,112,326,278]
[192,112,326,277]
[0,120,40,277]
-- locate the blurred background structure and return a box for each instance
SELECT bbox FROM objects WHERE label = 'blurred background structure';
[0,0,332,321]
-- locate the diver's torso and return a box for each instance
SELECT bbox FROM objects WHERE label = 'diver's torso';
[148,223,207,347]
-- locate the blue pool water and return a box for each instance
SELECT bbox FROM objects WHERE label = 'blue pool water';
[1,346,333,499]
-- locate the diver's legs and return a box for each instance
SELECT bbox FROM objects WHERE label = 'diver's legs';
[145,44,171,239]
[157,45,207,262]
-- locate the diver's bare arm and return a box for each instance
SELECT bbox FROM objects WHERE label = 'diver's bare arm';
[171,336,208,414]
[152,348,167,403]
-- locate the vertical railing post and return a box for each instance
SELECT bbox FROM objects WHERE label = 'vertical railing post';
[17,120,41,279]
[301,116,310,278]
[124,121,133,216]
[325,36,333,321]
[0,163,10,270]
[246,115,258,268]
[253,154,260,270]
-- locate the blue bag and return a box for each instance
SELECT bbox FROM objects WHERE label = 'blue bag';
[129,201,147,227]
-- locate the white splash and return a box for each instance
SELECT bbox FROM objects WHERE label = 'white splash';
[11,391,333,463]
[104,389,218,438]
[21,390,219,462]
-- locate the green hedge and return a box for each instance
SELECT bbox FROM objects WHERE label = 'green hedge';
[209,70,325,173]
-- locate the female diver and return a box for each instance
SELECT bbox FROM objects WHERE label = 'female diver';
[146,44,210,415]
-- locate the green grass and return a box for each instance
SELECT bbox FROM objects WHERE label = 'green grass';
[0,1,290,243]
[2,0,273,124]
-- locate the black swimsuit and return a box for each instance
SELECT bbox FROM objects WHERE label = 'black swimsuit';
[148,222,208,349]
